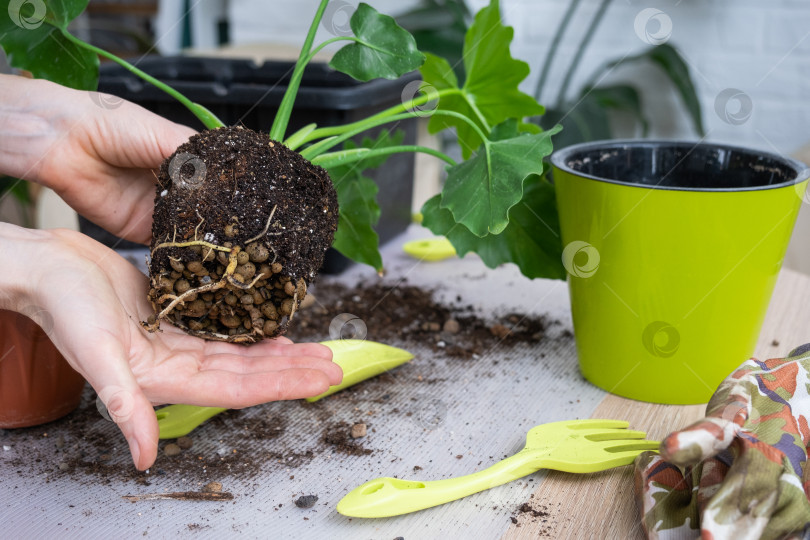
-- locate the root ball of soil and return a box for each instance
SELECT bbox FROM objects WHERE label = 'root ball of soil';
[147,126,338,342]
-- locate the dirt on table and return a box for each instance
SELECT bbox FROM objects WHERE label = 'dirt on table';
[3,279,565,489]
[287,280,553,359]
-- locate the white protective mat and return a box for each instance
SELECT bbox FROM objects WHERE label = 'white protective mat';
[0,226,607,539]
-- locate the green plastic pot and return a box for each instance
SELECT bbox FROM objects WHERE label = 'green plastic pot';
[551,140,809,404]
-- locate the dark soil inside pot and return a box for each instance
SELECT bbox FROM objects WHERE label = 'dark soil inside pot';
[146,126,338,343]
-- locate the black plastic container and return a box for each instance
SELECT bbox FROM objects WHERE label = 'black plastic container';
[92,56,420,272]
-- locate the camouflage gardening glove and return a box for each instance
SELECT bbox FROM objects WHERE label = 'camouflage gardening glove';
[634,344,810,540]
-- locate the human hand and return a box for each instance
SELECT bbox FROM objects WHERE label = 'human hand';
[634,346,810,539]
[0,74,196,244]
[2,224,342,470]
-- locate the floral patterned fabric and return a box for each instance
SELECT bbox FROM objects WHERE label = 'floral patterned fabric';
[635,344,810,540]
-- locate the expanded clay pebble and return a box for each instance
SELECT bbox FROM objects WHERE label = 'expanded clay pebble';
[164,443,182,457]
[203,481,223,493]
[443,319,460,333]
[350,423,367,439]
[176,437,193,450]
[146,127,338,344]
[294,495,318,509]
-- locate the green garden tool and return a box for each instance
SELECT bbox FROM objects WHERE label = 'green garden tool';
[337,419,658,518]
[402,237,456,261]
[156,339,413,439]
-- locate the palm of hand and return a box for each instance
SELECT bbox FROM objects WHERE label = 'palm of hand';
[43,230,340,469]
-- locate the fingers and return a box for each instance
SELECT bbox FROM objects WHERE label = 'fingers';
[151,368,334,408]
[98,385,159,470]
[202,337,325,358]
[199,351,343,384]
[53,307,160,471]
[96,98,197,170]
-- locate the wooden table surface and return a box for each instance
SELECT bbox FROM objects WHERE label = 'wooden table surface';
[503,268,810,539]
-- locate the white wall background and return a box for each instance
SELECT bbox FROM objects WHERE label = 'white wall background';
[179,0,810,271]
[169,0,810,157]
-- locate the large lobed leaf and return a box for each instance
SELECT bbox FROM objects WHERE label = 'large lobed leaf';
[0,0,98,90]
[326,130,405,272]
[329,3,425,82]
[421,0,544,158]
[440,122,561,236]
[422,173,565,280]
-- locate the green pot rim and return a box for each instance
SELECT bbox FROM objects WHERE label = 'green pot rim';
[550,139,810,192]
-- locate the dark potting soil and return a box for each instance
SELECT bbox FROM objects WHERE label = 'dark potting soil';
[287,280,552,359]
[4,281,563,491]
[147,126,338,342]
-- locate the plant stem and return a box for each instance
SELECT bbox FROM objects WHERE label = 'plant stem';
[269,0,331,141]
[554,0,611,109]
[300,109,489,160]
[534,0,581,102]
[312,145,456,169]
[58,28,224,130]
[295,87,461,146]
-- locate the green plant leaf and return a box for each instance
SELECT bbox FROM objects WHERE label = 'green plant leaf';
[422,174,565,280]
[585,85,649,135]
[0,0,98,90]
[536,97,611,148]
[0,176,31,205]
[331,173,382,271]
[644,44,704,136]
[329,3,425,82]
[326,130,405,271]
[421,0,544,159]
[440,124,561,236]
[600,44,704,136]
[395,0,471,84]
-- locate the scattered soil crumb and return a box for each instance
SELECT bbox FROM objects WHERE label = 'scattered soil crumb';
[322,422,373,456]
[287,282,556,359]
[294,495,318,509]
[511,501,554,535]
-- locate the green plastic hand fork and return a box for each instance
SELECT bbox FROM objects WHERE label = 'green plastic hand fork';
[336,419,658,518]
[156,339,414,439]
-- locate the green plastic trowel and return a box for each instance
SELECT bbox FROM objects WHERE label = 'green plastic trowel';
[155,339,413,439]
